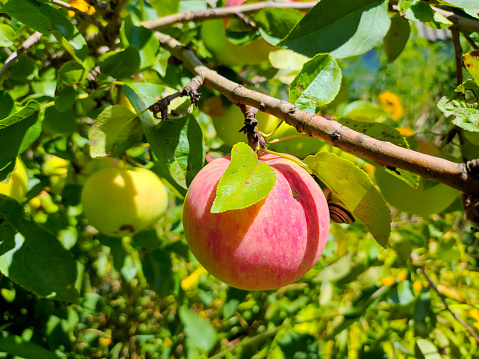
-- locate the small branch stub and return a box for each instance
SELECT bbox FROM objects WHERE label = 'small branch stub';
[238,105,266,152]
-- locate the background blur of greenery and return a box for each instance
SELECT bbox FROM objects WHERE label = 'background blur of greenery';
[1,1,479,358]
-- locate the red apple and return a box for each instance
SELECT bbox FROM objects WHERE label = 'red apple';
[182,152,330,290]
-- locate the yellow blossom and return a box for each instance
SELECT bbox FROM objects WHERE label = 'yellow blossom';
[68,0,95,16]
[181,267,207,291]
[474,322,479,331]
[413,281,423,292]
[397,273,407,282]
[470,308,479,322]
[379,90,403,121]
[381,277,396,286]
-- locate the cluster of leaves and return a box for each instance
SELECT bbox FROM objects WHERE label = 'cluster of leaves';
[0,0,479,357]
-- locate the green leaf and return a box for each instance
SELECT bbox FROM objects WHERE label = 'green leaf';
[0,195,79,302]
[99,46,141,79]
[437,96,479,132]
[254,8,303,46]
[121,17,160,69]
[0,100,40,129]
[289,54,342,113]
[89,105,143,158]
[383,15,410,63]
[442,0,478,9]
[0,334,59,359]
[456,79,479,99]
[415,339,442,359]
[463,50,479,86]
[335,118,418,187]
[0,24,15,47]
[179,306,217,353]
[55,87,77,112]
[313,252,354,282]
[2,0,87,61]
[0,102,40,181]
[150,0,180,17]
[278,0,391,59]
[404,2,453,29]
[58,61,86,86]
[211,143,276,213]
[142,249,177,297]
[123,85,204,191]
[304,152,391,247]
[0,91,15,119]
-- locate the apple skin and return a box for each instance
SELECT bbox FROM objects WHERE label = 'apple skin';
[0,158,28,202]
[182,152,330,290]
[82,168,168,237]
[42,155,69,195]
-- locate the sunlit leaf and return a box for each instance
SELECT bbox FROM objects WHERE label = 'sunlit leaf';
[211,143,276,213]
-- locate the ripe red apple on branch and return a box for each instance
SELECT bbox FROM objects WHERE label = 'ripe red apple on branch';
[183,150,330,290]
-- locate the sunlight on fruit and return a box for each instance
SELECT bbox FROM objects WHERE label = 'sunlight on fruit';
[82,167,168,237]
[0,158,28,202]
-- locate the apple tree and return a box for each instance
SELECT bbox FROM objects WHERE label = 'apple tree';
[1,0,479,357]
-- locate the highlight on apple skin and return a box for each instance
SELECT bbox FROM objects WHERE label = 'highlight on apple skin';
[81,167,169,238]
[182,152,330,290]
[0,158,28,202]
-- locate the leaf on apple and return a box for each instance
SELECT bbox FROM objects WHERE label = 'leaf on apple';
[335,117,419,187]
[463,50,479,86]
[211,143,276,213]
[278,0,391,59]
[89,105,143,158]
[0,194,79,302]
[304,152,391,247]
[289,54,342,114]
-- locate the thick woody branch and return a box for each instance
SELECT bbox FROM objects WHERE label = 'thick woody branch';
[141,1,317,30]
[154,31,479,196]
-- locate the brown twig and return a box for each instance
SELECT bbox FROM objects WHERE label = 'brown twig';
[149,75,204,120]
[141,1,317,30]
[154,31,479,196]
[419,266,479,345]
[451,26,463,90]
[0,31,42,77]
[464,34,479,50]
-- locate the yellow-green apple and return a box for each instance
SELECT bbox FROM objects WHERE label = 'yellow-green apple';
[0,158,28,202]
[211,102,274,147]
[375,138,458,217]
[182,152,330,290]
[42,155,69,195]
[81,167,168,237]
[201,0,297,66]
[267,122,327,159]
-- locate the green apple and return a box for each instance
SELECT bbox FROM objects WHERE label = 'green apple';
[0,158,28,202]
[81,167,168,237]
[42,155,69,195]
[212,101,274,147]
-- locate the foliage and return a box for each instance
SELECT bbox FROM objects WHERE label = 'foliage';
[0,0,479,357]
